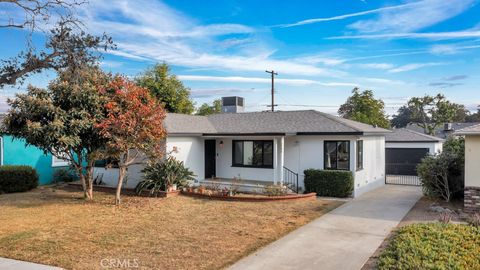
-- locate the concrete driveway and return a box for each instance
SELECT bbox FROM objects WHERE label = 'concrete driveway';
[0,258,62,270]
[229,185,422,270]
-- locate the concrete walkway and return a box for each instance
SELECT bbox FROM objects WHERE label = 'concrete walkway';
[229,185,422,270]
[0,258,62,270]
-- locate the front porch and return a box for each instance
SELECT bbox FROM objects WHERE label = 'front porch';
[198,136,300,193]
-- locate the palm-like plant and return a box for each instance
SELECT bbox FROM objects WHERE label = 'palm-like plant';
[136,156,195,196]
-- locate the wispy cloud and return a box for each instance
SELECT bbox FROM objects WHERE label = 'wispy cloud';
[429,74,469,88]
[178,75,357,87]
[388,62,446,73]
[328,30,480,40]
[430,44,480,55]
[429,82,463,88]
[277,2,417,28]
[190,88,260,98]
[349,0,476,33]
[100,60,123,68]
[75,0,345,77]
[357,63,395,70]
[444,75,468,81]
[358,77,407,85]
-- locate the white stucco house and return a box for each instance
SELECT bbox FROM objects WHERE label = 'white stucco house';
[455,124,480,213]
[95,98,390,197]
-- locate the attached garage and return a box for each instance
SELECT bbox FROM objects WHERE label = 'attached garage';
[385,128,443,185]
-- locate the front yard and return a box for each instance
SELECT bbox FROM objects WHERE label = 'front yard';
[0,187,342,270]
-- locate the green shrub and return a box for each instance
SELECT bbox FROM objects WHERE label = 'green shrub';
[378,223,480,270]
[53,168,78,183]
[136,156,195,196]
[0,165,39,193]
[304,169,353,197]
[417,137,464,202]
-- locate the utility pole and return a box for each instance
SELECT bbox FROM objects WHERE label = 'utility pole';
[265,70,278,112]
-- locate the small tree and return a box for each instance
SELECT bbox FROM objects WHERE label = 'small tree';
[408,94,465,135]
[97,77,167,205]
[136,63,195,114]
[197,99,222,116]
[417,137,465,202]
[338,87,390,128]
[4,67,109,199]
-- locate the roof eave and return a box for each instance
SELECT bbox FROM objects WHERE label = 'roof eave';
[296,132,363,136]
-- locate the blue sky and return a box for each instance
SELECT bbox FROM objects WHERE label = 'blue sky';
[1,0,480,115]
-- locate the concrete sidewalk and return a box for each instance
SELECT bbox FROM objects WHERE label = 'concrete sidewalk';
[0,258,62,270]
[229,185,422,270]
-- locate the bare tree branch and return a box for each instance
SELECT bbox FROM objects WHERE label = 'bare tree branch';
[0,0,85,30]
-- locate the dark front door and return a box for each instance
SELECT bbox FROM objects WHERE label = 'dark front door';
[386,148,429,175]
[204,140,216,179]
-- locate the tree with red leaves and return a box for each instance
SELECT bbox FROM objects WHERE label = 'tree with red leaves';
[97,76,167,205]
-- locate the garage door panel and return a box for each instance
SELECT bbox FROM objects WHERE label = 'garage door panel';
[386,148,429,176]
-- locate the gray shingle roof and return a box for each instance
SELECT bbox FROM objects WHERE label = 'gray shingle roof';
[406,122,480,139]
[166,110,390,135]
[385,128,443,142]
[165,114,216,134]
[455,123,480,135]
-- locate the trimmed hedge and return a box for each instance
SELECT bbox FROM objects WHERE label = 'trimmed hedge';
[0,165,39,193]
[378,223,480,270]
[304,169,353,197]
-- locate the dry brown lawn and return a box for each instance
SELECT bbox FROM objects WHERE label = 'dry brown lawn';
[0,186,342,270]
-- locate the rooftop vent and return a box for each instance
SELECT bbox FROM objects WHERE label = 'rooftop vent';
[221,96,244,113]
[444,123,453,131]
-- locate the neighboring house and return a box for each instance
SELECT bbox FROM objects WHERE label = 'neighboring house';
[0,135,69,185]
[0,114,70,185]
[385,128,443,176]
[455,124,480,213]
[96,97,390,197]
[406,122,480,139]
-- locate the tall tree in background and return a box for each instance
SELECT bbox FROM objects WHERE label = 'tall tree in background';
[0,0,114,87]
[136,63,195,114]
[391,106,412,128]
[407,94,465,135]
[4,67,109,199]
[197,99,222,116]
[338,87,390,128]
[466,106,480,122]
[97,77,167,205]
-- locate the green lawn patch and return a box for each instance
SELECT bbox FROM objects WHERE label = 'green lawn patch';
[378,223,480,270]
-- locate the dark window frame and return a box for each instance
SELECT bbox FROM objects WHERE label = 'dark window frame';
[324,141,350,171]
[357,140,364,171]
[232,140,274,169]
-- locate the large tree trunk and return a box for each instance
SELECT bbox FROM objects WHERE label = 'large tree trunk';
[115,166,127,205]
[85,164,94,200]
[77,168,88,198]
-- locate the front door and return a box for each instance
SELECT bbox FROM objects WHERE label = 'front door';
[204,140,216,179]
